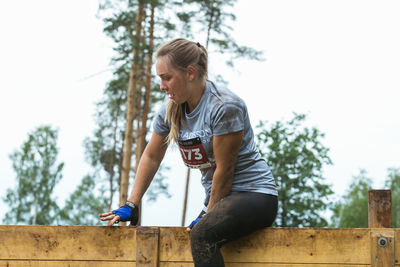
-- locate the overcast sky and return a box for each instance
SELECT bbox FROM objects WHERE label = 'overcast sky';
[1,0,399,226]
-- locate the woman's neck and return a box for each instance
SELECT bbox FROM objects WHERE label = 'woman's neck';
[186,80,206,113]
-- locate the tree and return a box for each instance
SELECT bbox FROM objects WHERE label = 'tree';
[58,175,108,225]
[187,0,263,67]
[330,169,373,228]
[384,168,399,227]
[88,0,171,224]
[119,1,145,210]
[3,125,64,225]
[256,113,333,227]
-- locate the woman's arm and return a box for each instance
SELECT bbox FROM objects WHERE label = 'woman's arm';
[127,132,168,205]
[207,130,244,211]
[100,131,168,225]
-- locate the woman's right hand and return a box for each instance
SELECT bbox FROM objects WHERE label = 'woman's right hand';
[99,211,121,226]
[186,207,207,231]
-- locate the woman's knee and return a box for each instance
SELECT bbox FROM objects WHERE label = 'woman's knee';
[190,224,224,265]
[190,221,211,245]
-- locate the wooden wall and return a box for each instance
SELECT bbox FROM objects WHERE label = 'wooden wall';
[0,226,398,266]
[0,190,397,266]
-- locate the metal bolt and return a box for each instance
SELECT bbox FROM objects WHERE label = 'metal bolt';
[378,237,388,247]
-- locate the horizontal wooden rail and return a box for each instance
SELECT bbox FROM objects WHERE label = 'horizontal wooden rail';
[0,225,398,266]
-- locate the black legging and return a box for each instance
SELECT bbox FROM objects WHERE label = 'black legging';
[189,192,278,267]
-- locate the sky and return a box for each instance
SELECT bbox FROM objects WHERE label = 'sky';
[0,0,399,226]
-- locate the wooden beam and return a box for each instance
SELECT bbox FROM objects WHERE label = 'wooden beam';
[370,229,395,267]
[0,261,135,266]
[159,264,369,267]
[158,227,373,264]
[0,225,136,261]
[368,190,392,228]
[136,227,160,267]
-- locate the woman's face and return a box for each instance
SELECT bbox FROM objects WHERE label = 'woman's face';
[156,56,190,105]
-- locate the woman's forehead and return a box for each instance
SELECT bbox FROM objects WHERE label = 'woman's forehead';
[156,56,175,76]
[156,57,171,76]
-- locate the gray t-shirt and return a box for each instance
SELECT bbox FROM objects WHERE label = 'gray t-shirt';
[153,81,278,205]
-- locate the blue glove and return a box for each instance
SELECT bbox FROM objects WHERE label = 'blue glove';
[187,207,207,229]
[112,206,131,221]
[112,201,139,225]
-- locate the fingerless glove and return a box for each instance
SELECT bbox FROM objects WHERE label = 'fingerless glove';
[112,201,139,225]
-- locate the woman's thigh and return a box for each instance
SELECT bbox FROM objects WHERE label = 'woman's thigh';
[192,192,278,244]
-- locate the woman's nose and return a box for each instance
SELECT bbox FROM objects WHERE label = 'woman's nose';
[160,81,167,91]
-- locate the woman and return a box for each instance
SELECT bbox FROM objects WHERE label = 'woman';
[100,38,278,266]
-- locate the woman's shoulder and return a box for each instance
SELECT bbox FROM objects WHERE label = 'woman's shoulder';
[206,81,246,111]
[208,82,247,111]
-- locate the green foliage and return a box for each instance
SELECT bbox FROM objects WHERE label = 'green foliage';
[384,168,400,228]
[331,170,372,228]
[331,168,399,228]
[256,113,333,227]
[179,0,264,68]
[58,175,108,225]
[3,126,64,225]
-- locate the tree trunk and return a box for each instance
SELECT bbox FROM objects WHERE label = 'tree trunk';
[108,114,119,212]
[138,3,155,159]
[205,0,215,49]
[134,44,145,173]
[134,3,155,226]
[181,168,190,226]
[120,2,145,221]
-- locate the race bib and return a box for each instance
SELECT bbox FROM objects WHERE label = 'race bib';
[178,137,212,169]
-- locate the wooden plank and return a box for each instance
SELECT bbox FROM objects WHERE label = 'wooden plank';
[224,265,368,267]
[221,228,371,264]
[159,263,368,267]
[0,226,136,261]
[158,227,371,264]
[370,229,395,267]
[368,190,392,228]
[159,227,192,262]
[0,262,370,267]
[0,261,135,266]
[160,263,191,267]
[136,227,160,267]
[394,228,400,266]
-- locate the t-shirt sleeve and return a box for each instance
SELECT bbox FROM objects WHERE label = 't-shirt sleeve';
[211,102,245,136]
[152,104,170,137]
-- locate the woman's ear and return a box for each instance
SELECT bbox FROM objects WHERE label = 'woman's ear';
[186,65,197,81]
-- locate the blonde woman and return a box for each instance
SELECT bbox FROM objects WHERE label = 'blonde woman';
[100,38,278,267]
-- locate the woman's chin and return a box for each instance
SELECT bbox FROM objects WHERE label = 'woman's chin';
[169,98,183,105]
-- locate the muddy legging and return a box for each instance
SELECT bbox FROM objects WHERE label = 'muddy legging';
[190,192,278,267]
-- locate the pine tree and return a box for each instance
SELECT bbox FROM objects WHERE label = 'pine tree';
[385,168,400,227]
[3,125,63,225]
[59,175,108,225]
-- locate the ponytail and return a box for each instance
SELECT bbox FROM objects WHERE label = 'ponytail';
[165,101,185,144]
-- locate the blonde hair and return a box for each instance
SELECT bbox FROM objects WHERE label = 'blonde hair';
[156,38,208,144]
